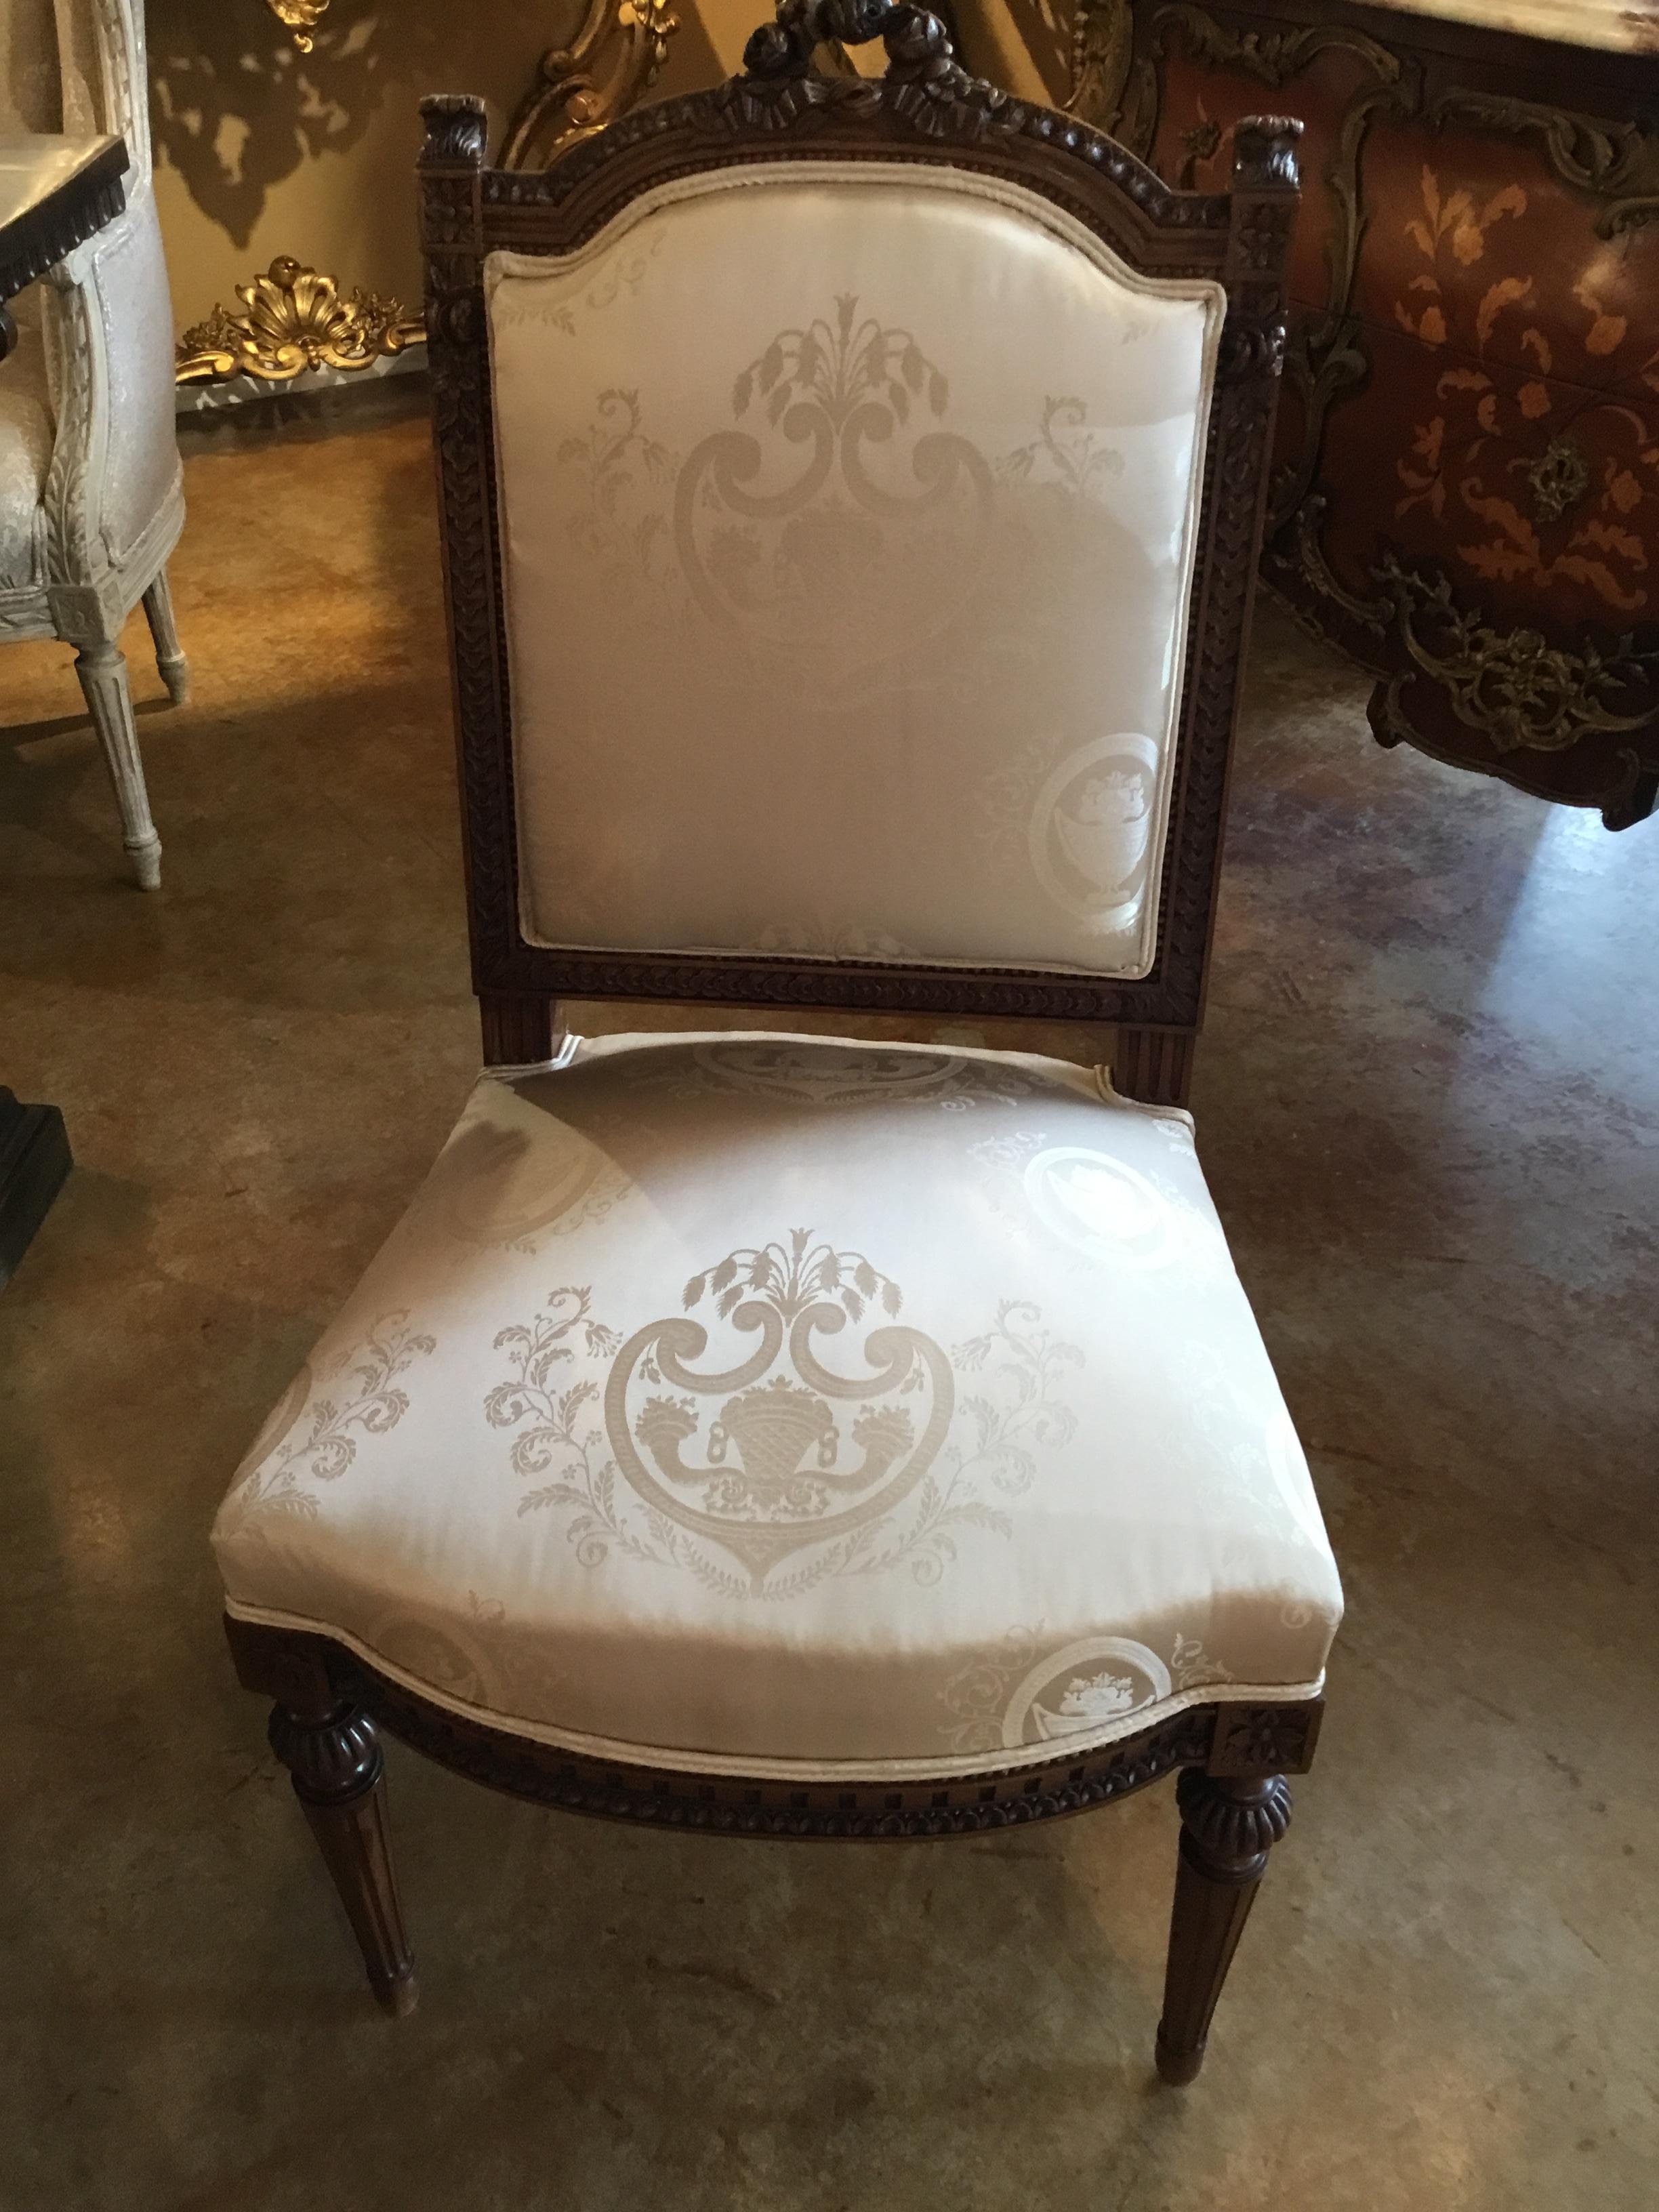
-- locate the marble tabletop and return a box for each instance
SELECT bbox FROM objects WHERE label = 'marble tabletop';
[0,132,127,352]
[1363,0,1659,55]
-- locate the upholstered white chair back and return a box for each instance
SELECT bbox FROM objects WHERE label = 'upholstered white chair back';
[485,165,1224,981]
[0,0,178,580]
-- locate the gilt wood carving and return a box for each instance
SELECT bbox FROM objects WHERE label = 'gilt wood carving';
[1069,0,1659,826]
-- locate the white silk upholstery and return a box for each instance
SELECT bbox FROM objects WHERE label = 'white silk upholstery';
[485,167,1223,981]
[214,1034,1342,1781]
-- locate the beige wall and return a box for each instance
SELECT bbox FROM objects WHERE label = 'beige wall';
[954,0,1070,104]
[147,0,736,332]
[145,0,1064,336]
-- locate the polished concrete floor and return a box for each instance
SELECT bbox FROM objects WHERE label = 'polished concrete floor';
[1,403,1656,2210]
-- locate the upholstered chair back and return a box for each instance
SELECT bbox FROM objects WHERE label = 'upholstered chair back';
[487,171,1221,981]
[421,16,1298,1089]
[0,0,178,573]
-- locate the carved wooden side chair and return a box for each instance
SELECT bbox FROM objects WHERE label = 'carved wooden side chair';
[213,0,1340,2087]
[0,0,190,888]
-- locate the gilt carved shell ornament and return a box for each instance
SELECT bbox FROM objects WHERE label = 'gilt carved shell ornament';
[175,258,424,385]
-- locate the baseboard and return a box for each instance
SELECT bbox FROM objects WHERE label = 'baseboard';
[175,363,430,453]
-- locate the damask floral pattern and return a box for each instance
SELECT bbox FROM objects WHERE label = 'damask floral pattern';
[489,169,1217,977]
[974,729,1162,947]
[488,227,665,337]
[654,1038,1044,1111]
[676,293,986,657]
[214,1033,1340,1775]
[219,1314,435,1532]
[969,1124,1229,1279]
[485,1231,1080,1601]
[550,345,1141,676]
[428,1104,634,1253]
[553,387,676,592]
[999,393,1128,498]
[367,1590,509,1708]
[752,920,922,962]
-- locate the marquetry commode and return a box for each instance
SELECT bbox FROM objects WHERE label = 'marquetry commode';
[1067,0,1659,825]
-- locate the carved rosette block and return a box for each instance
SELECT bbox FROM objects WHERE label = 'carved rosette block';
[1208,1696,1323,1776]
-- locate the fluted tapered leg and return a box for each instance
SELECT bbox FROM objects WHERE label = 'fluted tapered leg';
[1155,1767,1292,2085]
[73,638,161,888]
[142,569,191,704]
[268,1702,417,2016]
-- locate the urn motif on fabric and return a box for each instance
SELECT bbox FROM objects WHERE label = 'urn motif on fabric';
[610,1228,952,1588]
[674,293,994,682]
[486,1229,1082,1599]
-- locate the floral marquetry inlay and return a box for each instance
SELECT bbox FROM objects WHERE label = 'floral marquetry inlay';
[1388,166,1659,621]
[1085,1,1659,817]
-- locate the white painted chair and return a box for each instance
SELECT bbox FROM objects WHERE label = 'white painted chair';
[0,0,188,888]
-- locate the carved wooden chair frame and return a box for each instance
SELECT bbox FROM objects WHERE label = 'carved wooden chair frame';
[224,0,1319,2087]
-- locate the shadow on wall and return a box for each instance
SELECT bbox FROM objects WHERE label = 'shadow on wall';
[996,0,1073,102]
[154,1,394,251]
[148,1,599,249]
[145,0,723,324]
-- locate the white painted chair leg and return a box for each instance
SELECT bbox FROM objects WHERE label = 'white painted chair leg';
[142,569,191,705]
[74,638,162,890]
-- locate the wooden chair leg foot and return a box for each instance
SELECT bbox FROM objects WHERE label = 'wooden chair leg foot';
[268,1701,416,2013]
[73,638,161,887]
[1155,1767,1292,2085]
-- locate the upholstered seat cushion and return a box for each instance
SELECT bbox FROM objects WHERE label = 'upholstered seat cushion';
[213,1033,1342,1780]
